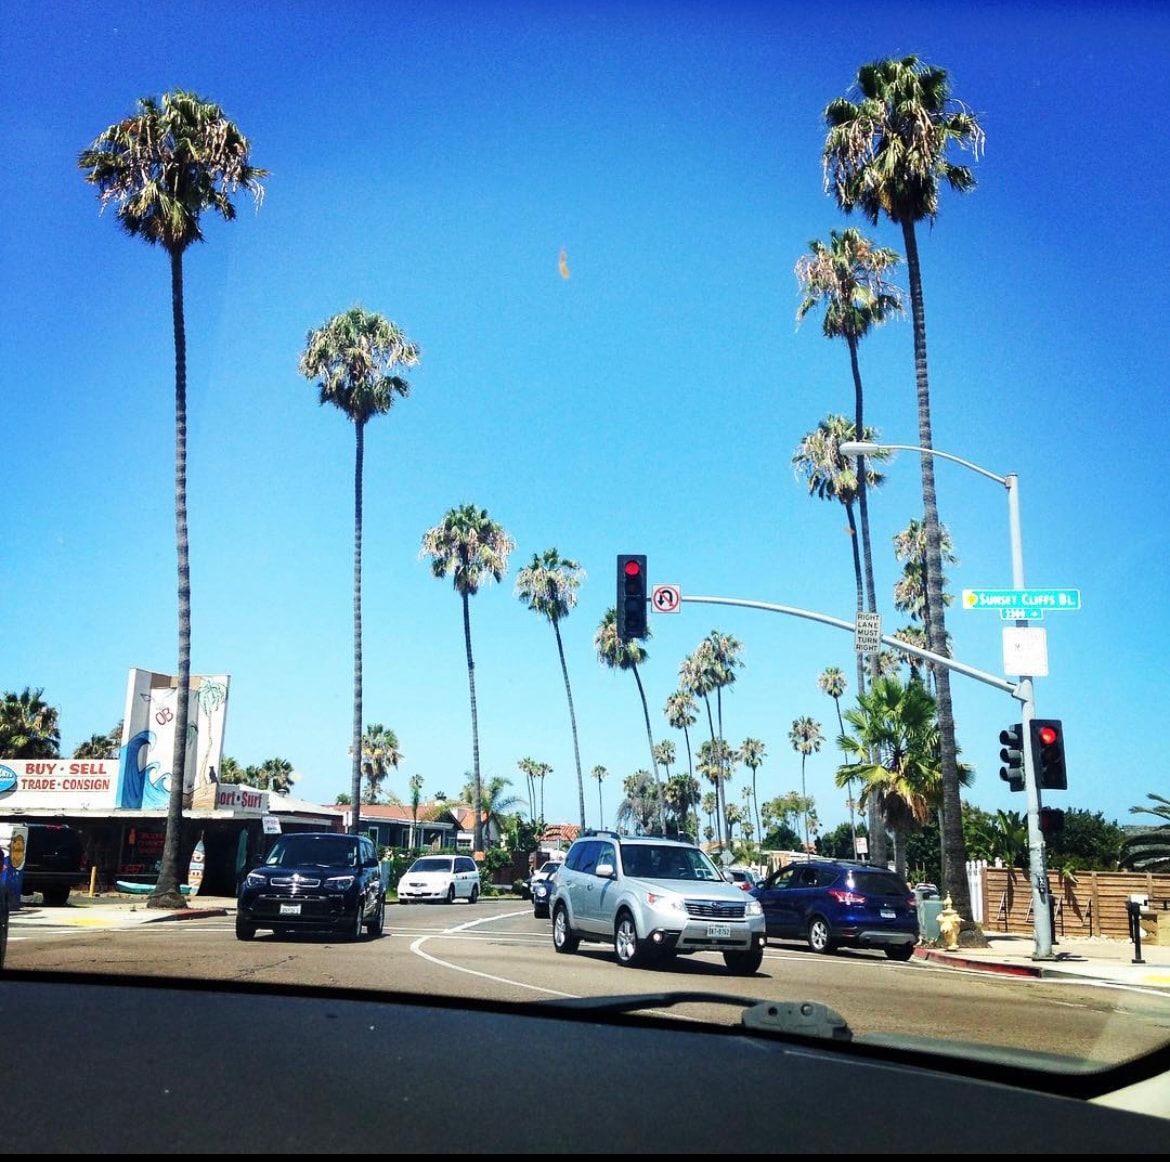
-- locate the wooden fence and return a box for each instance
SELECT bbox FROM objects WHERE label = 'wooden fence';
[982,866,1170,939]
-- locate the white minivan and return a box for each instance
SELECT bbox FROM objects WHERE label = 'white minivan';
[397,854,481,904]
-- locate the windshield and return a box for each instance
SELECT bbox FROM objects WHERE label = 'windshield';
[3,0,1169,1105]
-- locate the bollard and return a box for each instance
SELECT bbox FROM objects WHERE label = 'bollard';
[1128,896,1146,964]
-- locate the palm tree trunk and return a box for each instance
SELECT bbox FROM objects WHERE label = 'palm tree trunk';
[597,777,604,830]
[349,420,365,835]
[902,219,971,919]
[631,663,665,833]
[553,619,586,831]
[462,589,484,852]
[153,248,191,910]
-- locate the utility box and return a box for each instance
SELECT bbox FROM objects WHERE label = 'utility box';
[918,898,943,943]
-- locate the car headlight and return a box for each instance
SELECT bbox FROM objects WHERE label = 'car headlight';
[744,899,763,917]
[244,871,266,888]
[645,891,685,914]
[325,875,356,891]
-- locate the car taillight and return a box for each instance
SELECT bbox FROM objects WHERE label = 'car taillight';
[827,889,867,906]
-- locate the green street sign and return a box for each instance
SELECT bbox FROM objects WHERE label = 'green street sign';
[962,588,1081,613]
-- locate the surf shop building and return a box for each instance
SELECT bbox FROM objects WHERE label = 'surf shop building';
[0,756,344,897]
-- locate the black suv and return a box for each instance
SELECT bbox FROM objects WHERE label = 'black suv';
[20,824,88,906]
[751,859,919,960]
[236,831,386,941]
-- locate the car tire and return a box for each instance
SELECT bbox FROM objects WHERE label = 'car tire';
[723,946,764,975]
[885,944,914,961]
[368,896,386,937]
[807,916,834,954]
[446,884,456,905]
[348,904,364,942]
[552,903,579,953]
[469,884,480,904]
[41,886,70,907]
[614,911,644,967]
[235,915,256,942]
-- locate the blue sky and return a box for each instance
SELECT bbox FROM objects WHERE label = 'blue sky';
[2,0,1166,836]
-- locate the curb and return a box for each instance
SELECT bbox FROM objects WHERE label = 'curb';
[913,944,1043,978]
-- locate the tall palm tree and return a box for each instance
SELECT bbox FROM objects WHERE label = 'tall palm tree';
[300,307,419,834]
[591,764,609,830]
[818,667,858,858]
[515,548,587,830]
[824,54,984,918]
[664,689,698,783]
[534,761,553,824]
[739,738,766,855]
[796,227,902,631]
[460,774,524,839]
[615,770,660,836]
[793,416,888,689]
[422,504,514,852]
[789,716,824,853]
[72,722,123,760]
[594,607,665,831]
[360,724,402,803]
[79,91,266,909]
[0,688,61,757]
[517,757,538,822]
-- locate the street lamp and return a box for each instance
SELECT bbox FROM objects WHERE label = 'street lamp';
[839,439,1055,960]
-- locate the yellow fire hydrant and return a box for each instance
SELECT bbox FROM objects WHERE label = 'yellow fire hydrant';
[937,895,962,950]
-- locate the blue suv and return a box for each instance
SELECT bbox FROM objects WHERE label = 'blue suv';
[751,859,918,960]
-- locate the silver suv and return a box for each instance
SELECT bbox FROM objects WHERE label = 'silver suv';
[550,832,765,974]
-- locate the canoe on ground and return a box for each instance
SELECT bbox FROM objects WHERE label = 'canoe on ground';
[115,880,194,896]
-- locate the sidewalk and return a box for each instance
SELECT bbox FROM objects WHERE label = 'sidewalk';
[15,891,1170,991]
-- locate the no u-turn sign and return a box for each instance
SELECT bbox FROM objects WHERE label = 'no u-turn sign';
[652,584,681,613]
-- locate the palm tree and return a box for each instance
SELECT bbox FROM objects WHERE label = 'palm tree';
[422,504,515,852]
[892,518,958,687]
[739,738,766,855]
[259,757,298,796]
[818,667,858,858]
[789,716,824,853]
[78,92,266,908]
[515,548,587,830]
[824,54,984,918]
[517,757,538,822]
[1120,794,1170,872]
[0,688,61,757]
[594,607,665,831]
[459,774,524,837]
[664,689,698,783]
[793,416,888,690]
[591,764,609,830]
[406,773,425,851]
[360,724,402,803]
[796,227,902,632]
[300,307,419,834]
[72,722,123,760]
[616,770,660,835]
[533,761,553,824]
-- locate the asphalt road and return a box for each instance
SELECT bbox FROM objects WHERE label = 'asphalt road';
[8,895,1169,1067]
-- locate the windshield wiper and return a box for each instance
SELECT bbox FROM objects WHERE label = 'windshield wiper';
[543,993,853,1041]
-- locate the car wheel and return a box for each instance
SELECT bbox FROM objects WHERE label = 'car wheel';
[723,946,764,975]
[614,911,644,967]
[807,916,834,954]
[469,883,480,904]
[446,884,456,904]
[885,944,914,961]
[533,902,547,919]
[235,914,256,942]
[552,903,579,953]
[41,886,70,907]
[368,895,386,937]
[348,904,364,942]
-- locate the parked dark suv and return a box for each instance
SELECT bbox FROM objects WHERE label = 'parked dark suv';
[21,824,88,906]
[236,831,386,941]
[751,859,919,960]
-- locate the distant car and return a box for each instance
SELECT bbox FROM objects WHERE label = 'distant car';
[723,866,759,891]
[397,854,481,904]
[551,832,765,974]
[531,863,561,918]
[236,832,386,941]
[751,859,919,960]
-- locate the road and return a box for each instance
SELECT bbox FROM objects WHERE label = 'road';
[8,897,1168,1066]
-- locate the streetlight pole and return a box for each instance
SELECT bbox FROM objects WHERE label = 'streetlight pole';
[840,441,1054,960]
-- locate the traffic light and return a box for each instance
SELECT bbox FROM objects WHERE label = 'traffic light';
[1031,718,1067,790]
[616,554,648,641]
[998,724,1024,792]
[1039,806,1065,834]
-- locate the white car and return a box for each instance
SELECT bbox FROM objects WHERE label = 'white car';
[397,855,481,904]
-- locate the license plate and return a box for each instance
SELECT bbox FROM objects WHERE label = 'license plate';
[881,908,895,919]
[707,923,732,938]
[279,903,302,916]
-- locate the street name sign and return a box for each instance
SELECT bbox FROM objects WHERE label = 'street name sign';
[962,588,1080,613]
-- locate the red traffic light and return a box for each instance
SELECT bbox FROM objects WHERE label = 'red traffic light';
[1036,723,1059,747]
[623,559,643,577]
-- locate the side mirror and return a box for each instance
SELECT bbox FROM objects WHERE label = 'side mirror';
[595,861,616,879]
[721,870,734,883]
